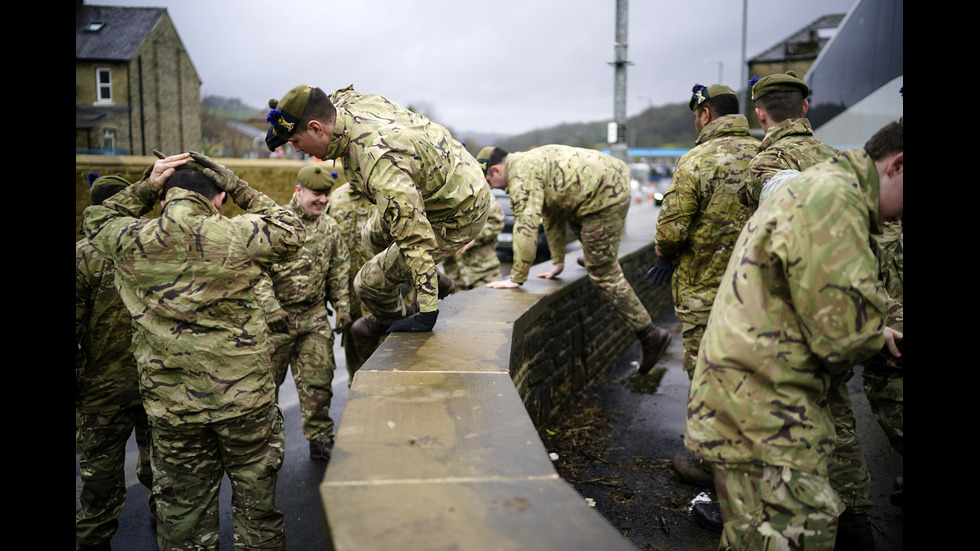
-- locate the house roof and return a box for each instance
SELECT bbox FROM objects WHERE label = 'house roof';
[76,4,166,61]
[749,13,845,63]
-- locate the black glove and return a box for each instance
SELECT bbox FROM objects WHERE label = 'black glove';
[645,259,673,286]
[334,311,352,334]
[266,128,287,152]
[386,310,438,334]
[266,308,290,334]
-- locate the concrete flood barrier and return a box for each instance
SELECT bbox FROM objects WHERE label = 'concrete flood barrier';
[320,208,670,551]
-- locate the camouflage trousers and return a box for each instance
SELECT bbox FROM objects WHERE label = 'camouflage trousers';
[340,280,382,385]
[573,199,652,333]
[714,462,845,551]
[862,355,903,455]
[680,322,705,378]
[76,404,154,547]
[355,207,488,323]
[442,243,501,290]
[340,324,382,386]
[269,308,336,445]
[150,405,285,551]
[827,369,873,514]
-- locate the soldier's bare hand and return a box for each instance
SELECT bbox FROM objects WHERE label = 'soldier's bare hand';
[537,262,564,279]
[883,327,903,357]
[486,279,521,289]
[149,152,190,190]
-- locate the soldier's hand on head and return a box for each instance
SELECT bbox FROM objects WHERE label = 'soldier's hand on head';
[386,310,438,334]
[334,311,352,334]
[189,152,247,194]
[266,308,290,334]
[146,152,190,190]
[645,259,673,286]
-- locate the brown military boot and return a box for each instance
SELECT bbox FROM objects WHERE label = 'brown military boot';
[636,325,671,375]
[309,439,334,462]
[351,314,390,339]
[351,302,420,339]
[672,454,714,487]
[438,271,456,299]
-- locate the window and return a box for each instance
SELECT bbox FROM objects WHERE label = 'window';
[96,68,112,104]
[103,129,116,152]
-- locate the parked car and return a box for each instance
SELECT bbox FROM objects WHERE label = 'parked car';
[492,188,550,264]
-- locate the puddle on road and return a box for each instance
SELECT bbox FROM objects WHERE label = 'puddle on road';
[620,363,668,394]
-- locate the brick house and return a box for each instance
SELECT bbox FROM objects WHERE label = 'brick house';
[76,3,202,155]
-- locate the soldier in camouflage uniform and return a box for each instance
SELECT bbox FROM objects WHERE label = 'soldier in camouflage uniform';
[864,220,903,456]
[684,123,904,550]
[256,164,351,461]
[650,84,759,510]
[478,144,671,374]
[327,174,385,381]
[83,152,305,550]
[653,84,759,379]
[745,71,839,206]
[442,198,505,290]
[748,72,902,547]
[76,174,154,551]
[265,84,492,336]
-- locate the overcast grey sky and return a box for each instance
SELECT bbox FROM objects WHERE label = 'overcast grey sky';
[87,0,857,136]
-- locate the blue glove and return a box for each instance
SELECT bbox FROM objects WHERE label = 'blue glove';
[645,260,673,286]
[386,310,438,334]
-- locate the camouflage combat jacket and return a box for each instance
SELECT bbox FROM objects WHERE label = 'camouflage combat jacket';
[75,238,140,413]
[328,183,377,317]
[654,115,758,325]
[256,193,350,323]
[83,180,305,425]
[328,183,376,275]
[319,86,492,312]
[504,145,631,284]
[685,148,889,475]
[745,118,838,205]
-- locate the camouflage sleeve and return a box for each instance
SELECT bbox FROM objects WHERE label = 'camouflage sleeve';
[231,188,306,268]
[326,222,351,314]
[367,161,442,312]
[542,210,568,266]
[75,242,95,371]
[654,166,700,259]
[508,179,544,284]
[254,269,282,315]
[83,179,159,254]
[783,188,887,371]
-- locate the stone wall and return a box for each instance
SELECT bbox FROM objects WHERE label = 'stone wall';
[320,203,670,550]
[511,241,671,427]
[75,155,308,240]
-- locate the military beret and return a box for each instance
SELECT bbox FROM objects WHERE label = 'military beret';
[476,146,496,175]
[297,163,342,193]
[689,84,735,111]
[265,84,313,151]
[750,71,809,101]
[88,173,130,190]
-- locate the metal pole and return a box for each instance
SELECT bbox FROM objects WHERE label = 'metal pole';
[610,0,630,163]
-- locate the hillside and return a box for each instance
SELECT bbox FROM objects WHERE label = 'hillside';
[202,95,697,156]
[482,101,695,153]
